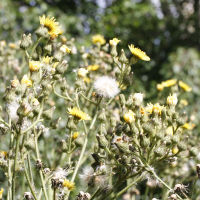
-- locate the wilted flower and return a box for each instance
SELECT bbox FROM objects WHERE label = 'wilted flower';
[21,75,32,87]
[29,61,42,72]
[162,79,177,87]
[67,107,91,121]
[63,179,75,191]
[60,45,71,54]
[124,110,135,123]
[92,34,106,45]
[167,94,178,106]
[109,38,121,46]
[93,76,120,98]
[78,68,88,78]
[128,44,150,61]
[39,15,61,35]
[178,81,192,92]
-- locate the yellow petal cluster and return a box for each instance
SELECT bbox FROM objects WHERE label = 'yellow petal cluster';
[9,43,16,49]
[72,132,79,140]
[157,83,164,91]
[63,179,75,191]
[178,81,192,92]
[92,34,106,45]
[21,75,32,87]
[11,79,19,88]
[43,56,52,64]
[60,45,71,54]
[84,77,90,83]
[124,110,135,123]
[167,94,178,106]
[0,151,8,159]
[39,15,61,35]
[29,61,43,72]
[78,68,88,78]
[128,44,150,61]
[87,64,100,71]
[0,188,4,199]
[109,38,121,46]
[182,123,195,130]
[67,107,91,121]
[162,79,177,87]
[145,103,164,115]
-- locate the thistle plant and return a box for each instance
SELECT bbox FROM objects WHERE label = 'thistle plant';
[0,15,199,200]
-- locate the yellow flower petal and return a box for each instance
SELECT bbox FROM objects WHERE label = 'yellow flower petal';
[178,81,192,92]
[162,79,177,87]
[92,34,106,45]
[67,107,91,120]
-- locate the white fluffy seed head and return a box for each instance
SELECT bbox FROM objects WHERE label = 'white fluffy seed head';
[79,166,94,184]
[93,76,120,98]
[6,100,20,122]
[53,168,68,179]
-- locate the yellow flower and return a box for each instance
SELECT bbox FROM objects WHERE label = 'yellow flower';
[180,99,188,106]
[9,43,16,48]
[78,68,88,78]
[178,81,192,92]
[172,146,179,154]
[124,110,135,123]
[92,34,106,45]
[39,15,61,35]
[128,44,150,61]
[167,94,178,106]
[162,79,177,87]
[67,107,91,120]
[53,62,59,68]
[145,103,164,115]
[87,64,100,71]
[60,45,71,54]
[11,79,19,88]
[29,61,42,72]
[63,179,75,191]
[43,56,52,64]
[182,123,195,130]
[21,75,32,87]
[157,83,164,91]
[72,132,79,140]
[0,151,8,159]
[0,188,4,199]
[84,77,90,83]
[109,38,121,46]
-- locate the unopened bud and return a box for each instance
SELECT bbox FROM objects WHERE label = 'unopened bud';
[154,144,165,157]
[140,136,150,148]
[118,49,129,64]
[66,116,77,130]
[96,134,108,149]
[114,141,129,154]
[42,106,55,120]
[189,146,199,157]
[119,94,126,107]
[50,117,61,129]
[24,134,35,150]
[20,34,32,50]
[98,109,106,123]
[35,24,48,38]
[123,72,133,86]
[177,136,188,151]
[55,60,68,74]
[110,117,116,128]
[43,43,52,55]
[110,45,118,57]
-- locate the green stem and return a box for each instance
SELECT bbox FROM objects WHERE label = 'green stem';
[67,130,73,164]
[105,147,119,164]
[27,153,35,192]
[90,188,101,200]
[53,84,73,102]
[23,160,38,200]
[190,176,197,199]
[80,92,97,105]
[12,132,21,200]
[29,37,41,60]
[53,188,56,200]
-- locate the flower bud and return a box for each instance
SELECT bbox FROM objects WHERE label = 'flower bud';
[91,153,106,164]
[161,108,167,121]
[122,124,130,135]
[75,78,86,91]
[177,136,188,151]
[43,43,52,55]
[189,146,199,157]
[129,123,139,135]
[72,132,79,140]
[110,117,116,128]
[98,109,106,123]
[50,117,61,129]
[24,134,35,150]
[118,49,129,64]
[125,95,133,108]
[42,106,55,120]
[35,24,48,38]
[176,112,186,127]
[171,132,180,144]
[119,94,126,107]
[162,135,172,146]
[124,66,131,77]
[43,84,52,96]
[123,72,133,86]
[36,46,42,56]
[60,78,69,92]
[61,140,68,153]
[115,123,123,136]
[20,34,32,50]
[53,51,63,62]
[141,114,149,123]
[3,87,15,102]
[140,136,150,148]
[55,60,68,74]
[114,141,129,154]
[66,115,77,130]
[74,134,84,148]
[96,134,108,149]
[130,55,138,65]
[154,144,165,157]
[142,120,155,134]
[110,45,118,57]
[156,129,165,140]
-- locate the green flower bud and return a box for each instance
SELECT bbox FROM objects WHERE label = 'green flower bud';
[141,114,149,123]
[43,84,52,96]
[140,136,150,148]
[120,155,129,164]
[161,108,167,121]
[98,109,106,123]
[35,24,48,38]
[42,106,55,120]
[166,117,173,126]
[110,45,118,57]
[36,46,42,56]
[33,104,40,116]
[66,115,77,130]
[134,105,142,119]
[124,66,131,77]
[122,124,131,135]
[125,95,133,108]
[53,51,63,62]
[123,72,133,86]
[166,109,172,117]
[162,135,172,146]
[75,78,86,91]
[43,43,52,55]
[91,153,106,164]
[130,55,138,65]
[115,123,123,136]
[119,94,126,107]
[118,49,129,64]
[177,136,189,151]
[142,120,155,134]
[24,134,35,151]
[96,134,108,149]
[74,134,84,148]
[3,87,15,102]
[154,144,165,157]
[115,68,121,78]
[20,34,32,50]
[189,146,199,157]
[60,78,69,92]
[176,112,186,127]
[114,141,129,154]
[110,117,117,128]
[53,74,61,80]
[156,129,165,140]
[61,140,68,152]
[171,132,180,144]
[16,83,27,96]
[172,112,179,121]
[50,117,61,129]
[129,123,139,135]
[101,124,107,135]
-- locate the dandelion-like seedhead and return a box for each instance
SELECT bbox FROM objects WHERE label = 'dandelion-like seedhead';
[93,76,120,98]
